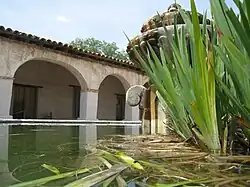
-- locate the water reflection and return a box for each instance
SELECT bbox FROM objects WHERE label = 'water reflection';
[0,124,140,186]
[9,125,80,183]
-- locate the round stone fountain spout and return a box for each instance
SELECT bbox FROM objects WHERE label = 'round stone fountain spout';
[126,85,147,109]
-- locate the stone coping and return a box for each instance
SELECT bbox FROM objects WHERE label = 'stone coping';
[0,119,142,126]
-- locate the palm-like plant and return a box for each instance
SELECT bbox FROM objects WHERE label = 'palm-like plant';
[128,0,250,154]
[210,0,250,151]
[128,0,222,153]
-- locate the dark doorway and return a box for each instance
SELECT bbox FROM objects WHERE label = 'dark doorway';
[11,84,38,119]
[116,94,125,120]
[71,85,81,119]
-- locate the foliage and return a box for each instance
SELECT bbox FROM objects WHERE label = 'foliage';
[128,0,221,153]
[9,166,90,187]
[127,0,250,154]
[210,0,250,131]
[11,135,250,186]
[69,37,129,60]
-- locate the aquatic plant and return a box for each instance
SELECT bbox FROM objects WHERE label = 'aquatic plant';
[127,0,221,153]
[10,135,250,186]
[126,0,250,154]
[210,0,250,149]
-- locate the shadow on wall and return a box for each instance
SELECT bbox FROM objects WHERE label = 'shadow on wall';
[9,60,85,120]
[97,75,127,136]
[97,75,126,121]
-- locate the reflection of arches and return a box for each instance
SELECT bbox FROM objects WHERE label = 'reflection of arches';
[10,60,86,119]
[8,125,79,183]
[97,75,128,120]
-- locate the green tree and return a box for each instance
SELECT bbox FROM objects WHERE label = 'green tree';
[69,37,129,60]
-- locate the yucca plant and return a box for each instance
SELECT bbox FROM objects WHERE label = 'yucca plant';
[211,0,250,122]
[128,30,193,140]
[128,0,222,153]
[210,0,250,147]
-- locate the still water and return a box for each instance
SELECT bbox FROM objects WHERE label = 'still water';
[0,124,140,186]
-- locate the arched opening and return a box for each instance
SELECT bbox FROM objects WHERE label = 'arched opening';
[97,75,128,138]
[97,75,126,120]
[10,60,84,120]
[8,60,85,177]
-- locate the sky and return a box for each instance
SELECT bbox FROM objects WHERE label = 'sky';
[0,0,236,50]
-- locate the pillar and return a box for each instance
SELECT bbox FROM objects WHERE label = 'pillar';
[124,104,140,135]
[157,100,169,135]
[0,77,13,172]
[79,90,98,120]
[0,77,14,118]
[141,89,151,134]
[125,103,140,121]
[150,88,157,134]
[78,90,98,147]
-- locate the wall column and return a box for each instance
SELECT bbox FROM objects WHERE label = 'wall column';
[0,77,13,173]
[78,90,98,147]
[124,104,140,135]
[79,90,98,120]
[0,77,14,118]
[125,104,140,121]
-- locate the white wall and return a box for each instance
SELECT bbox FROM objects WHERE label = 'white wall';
[0,38,147,121]
[13,60,80,119]
[0,78,13,118]
[156,100,168,134]
[97,75,125,120]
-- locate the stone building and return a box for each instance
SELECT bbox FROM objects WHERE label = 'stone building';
[0,26,148,121]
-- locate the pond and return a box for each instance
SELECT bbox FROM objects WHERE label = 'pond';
[0,121,141,187]
[1,121,250,186]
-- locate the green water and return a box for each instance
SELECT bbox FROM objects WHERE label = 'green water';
[0,125,129,186]
[1,125,250,186]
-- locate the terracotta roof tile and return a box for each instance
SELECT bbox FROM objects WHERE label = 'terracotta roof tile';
[0,26,141,72]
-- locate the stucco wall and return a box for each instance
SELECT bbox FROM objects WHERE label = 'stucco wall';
[0,78,13,118]
[13,60,80,119]
[157,101,168,134]
[0,38,147,90]
[0,37,148,120]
